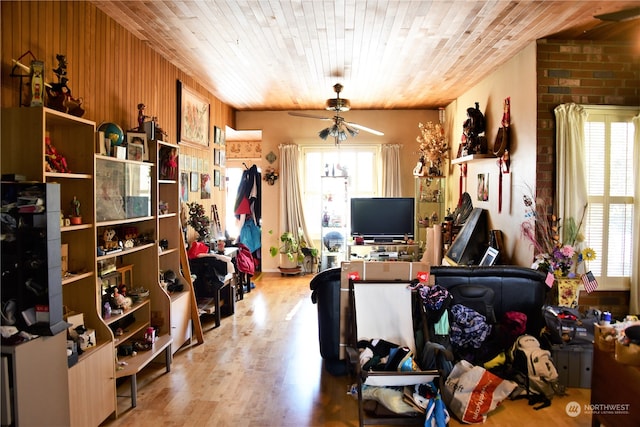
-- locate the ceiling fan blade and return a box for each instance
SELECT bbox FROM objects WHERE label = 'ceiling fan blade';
[288,112,332,121]
[345,121,384,136]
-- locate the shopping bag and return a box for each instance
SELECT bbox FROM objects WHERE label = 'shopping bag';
[442,360,517,424]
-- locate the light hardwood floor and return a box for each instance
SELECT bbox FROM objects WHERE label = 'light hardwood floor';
[102,273,592,427]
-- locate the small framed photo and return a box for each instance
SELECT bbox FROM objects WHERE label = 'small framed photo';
[127,132,149,161]
[214,169,221,187]
[480,247,499,266]
[127,143,144,161]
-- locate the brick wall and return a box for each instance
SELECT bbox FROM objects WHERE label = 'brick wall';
[536,39,639,311]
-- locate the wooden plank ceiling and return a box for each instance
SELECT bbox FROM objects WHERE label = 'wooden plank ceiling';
[90,1,640,111]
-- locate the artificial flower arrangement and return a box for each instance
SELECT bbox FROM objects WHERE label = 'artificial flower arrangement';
[416,121,449,175]
[263,166,279,185]
[187,201,211,242]
[520,194,596,279]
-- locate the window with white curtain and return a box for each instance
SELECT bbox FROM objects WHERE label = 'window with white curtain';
[300,145,379,240]
[583,106,637,289]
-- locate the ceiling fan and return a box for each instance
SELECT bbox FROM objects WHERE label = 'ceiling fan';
[288,83,384,145]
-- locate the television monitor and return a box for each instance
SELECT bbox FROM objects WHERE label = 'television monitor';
[350,197,415,242]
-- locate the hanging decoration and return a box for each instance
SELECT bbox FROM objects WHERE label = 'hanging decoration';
[495,97,511,213]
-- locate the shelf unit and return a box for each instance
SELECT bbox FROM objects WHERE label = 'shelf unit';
[450,153,495,164]
[414,176,446,247]
[154,140,193,355]
[1,107,111,426]
[1,107,195,424]
[94,153,171,415]
[320,176,349,271]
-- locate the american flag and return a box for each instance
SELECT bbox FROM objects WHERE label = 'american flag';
[581,271,599,293]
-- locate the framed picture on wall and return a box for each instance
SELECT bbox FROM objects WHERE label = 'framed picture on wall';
[190,171,199,192]
[201,173,211,199]
[214,126,225,146]
[214,170,221,187]
[177,80,210,147]
[180,172,189,202]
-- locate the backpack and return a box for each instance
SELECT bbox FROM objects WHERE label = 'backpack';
[508,334,559,409]
[236,243,255,275]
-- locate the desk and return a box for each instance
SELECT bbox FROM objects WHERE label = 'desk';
[590,345,640,427]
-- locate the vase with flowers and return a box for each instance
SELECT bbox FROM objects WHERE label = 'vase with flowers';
[520,193,596,307]
[416,121,449,176]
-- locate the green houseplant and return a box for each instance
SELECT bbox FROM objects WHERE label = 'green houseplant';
[269,229,318,268]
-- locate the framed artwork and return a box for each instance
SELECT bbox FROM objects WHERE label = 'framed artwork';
[214,149,220,166]
[214,169,221,187]
[191,157,198,171]
[127,132,149,161]
[477,173,489,201]
[190,171,199,192]
[180,172,189,202]
[177,80,210,147]
[200,173,211,199]
[127,143,143,161]
[219,150,226,167]
[214,126,225,146]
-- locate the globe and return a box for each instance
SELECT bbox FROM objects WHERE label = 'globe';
[98,122,124,146]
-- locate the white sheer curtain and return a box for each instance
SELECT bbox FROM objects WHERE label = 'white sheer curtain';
[554,103,589,237]
[279,143,314,249]
[381,144,402,197]
[631,114,640,313]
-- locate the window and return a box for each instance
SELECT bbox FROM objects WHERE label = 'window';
[583,107,637,289]
[300,145,379,240]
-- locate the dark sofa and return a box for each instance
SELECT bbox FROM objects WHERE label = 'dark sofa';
[430,265,549,336]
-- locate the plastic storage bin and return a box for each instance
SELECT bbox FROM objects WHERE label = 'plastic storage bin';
[310,267,346,375]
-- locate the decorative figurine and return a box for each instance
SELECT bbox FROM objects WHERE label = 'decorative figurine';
[45,136,70,173]
[46,54,84,117]
[160,147,178,180]
[137,103,149,132]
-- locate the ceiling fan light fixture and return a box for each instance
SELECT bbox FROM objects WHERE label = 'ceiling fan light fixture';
[318,128,331,140]
[344,124,359,137]
[326,98,350,112]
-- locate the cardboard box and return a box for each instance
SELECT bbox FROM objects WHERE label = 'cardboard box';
[551,344,593,388]
[337,260,430,359]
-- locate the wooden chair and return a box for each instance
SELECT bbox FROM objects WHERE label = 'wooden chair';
[346,280,438,426]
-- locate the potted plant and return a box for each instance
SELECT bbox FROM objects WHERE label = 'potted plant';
[269,231,301,269]
[70,196,82,225]
[269,229,318,270]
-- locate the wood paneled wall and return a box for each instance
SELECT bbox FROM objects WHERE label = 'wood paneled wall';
[1,0,234,229]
